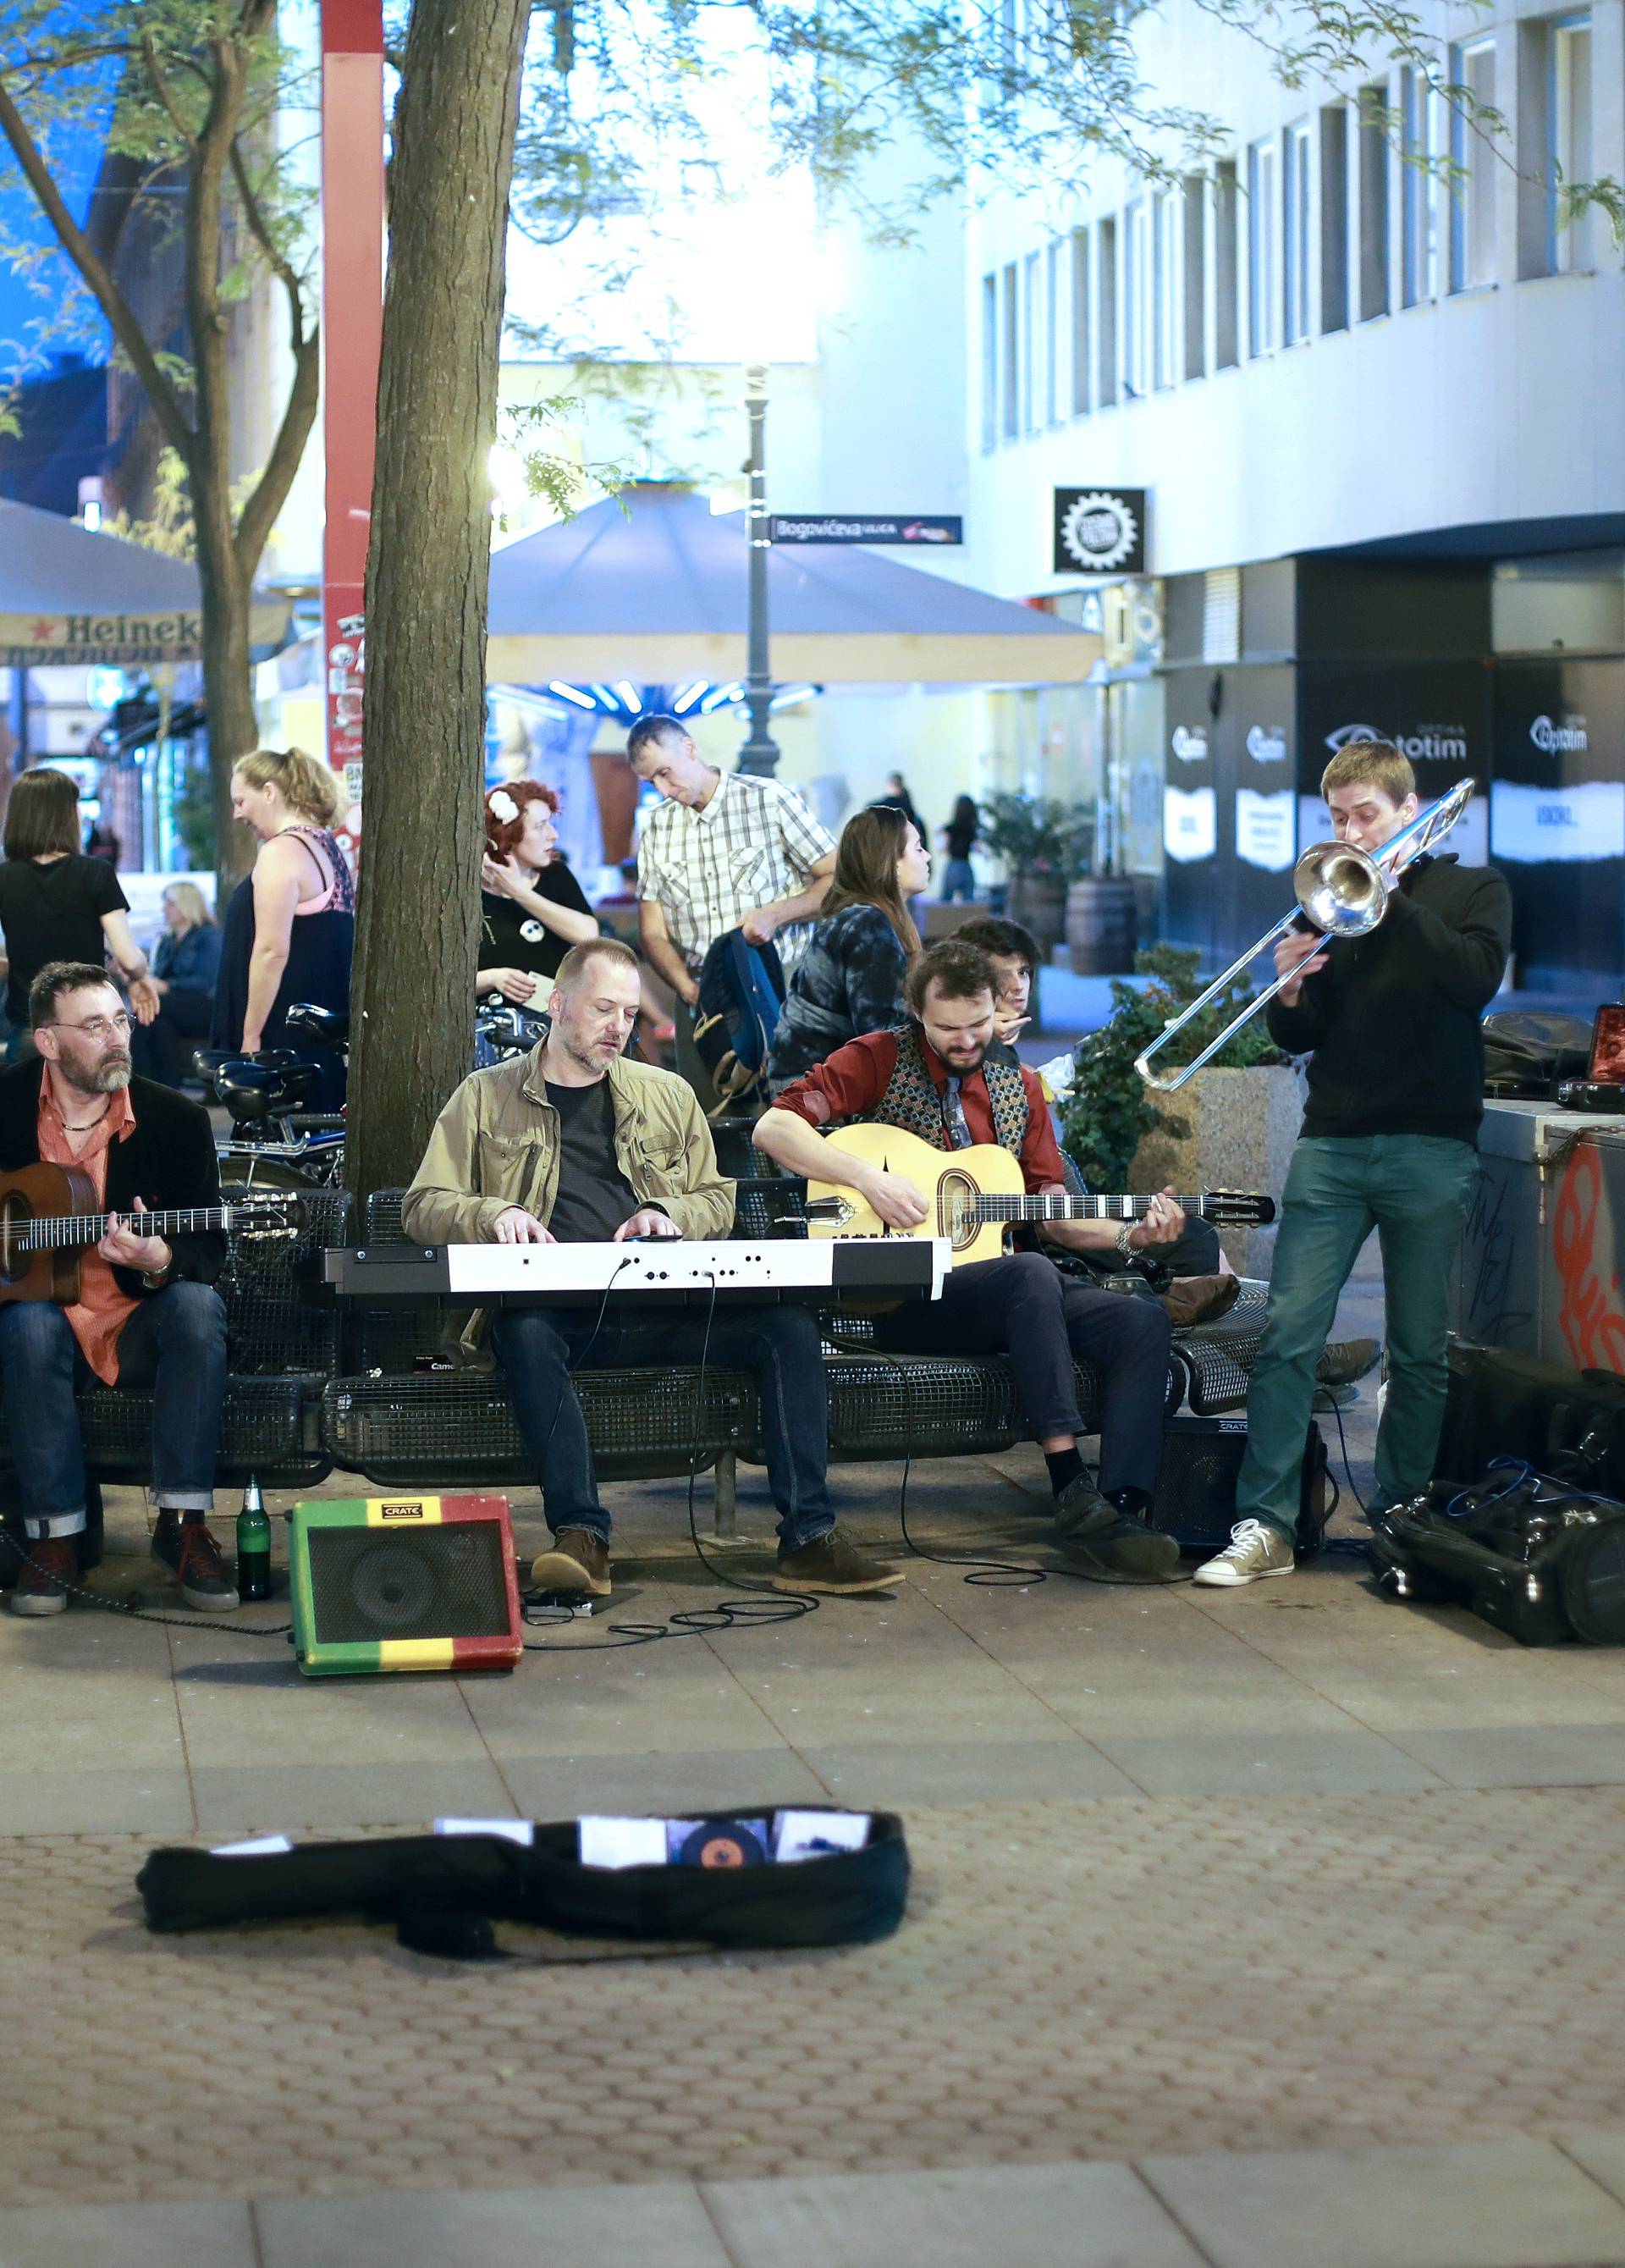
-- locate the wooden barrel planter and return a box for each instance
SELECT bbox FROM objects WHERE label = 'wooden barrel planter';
[1064,877,1138,974]
[1005,877,1067,953]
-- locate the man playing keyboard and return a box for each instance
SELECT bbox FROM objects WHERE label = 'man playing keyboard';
[403,937,899,1598]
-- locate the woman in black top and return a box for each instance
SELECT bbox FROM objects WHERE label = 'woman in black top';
[477,781,598,1010]
[939,794,979,902]
[767,806,929,1090]
[0,769,157,1058]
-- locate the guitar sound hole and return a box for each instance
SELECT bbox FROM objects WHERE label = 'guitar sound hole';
[939,1170,978,1250]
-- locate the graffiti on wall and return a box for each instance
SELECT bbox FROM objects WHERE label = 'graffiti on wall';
[1553,1141,1625,1375]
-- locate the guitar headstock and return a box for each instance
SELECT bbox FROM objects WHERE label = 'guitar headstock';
[1198,1189,1277,1226]
[228,1193,306,1244]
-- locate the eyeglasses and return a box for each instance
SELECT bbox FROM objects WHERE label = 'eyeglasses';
[47,1013,133,1040]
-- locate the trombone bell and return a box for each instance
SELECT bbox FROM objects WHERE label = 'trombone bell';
[1292,842,1385,939]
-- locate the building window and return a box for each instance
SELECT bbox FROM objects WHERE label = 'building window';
[1000,261,1019,439]
[1284,119,1312,343]
[1358,81,1391,319]
[1045,237,1065,422]
[1248,135,1280,355]
[1071,226,1091,414]
[1400,65,1440,305]
[1448,38,1496,290]
[1214,161,1239,367]
[981,273,998,449]
[1550,14,1593,271]
[1320,102,1350,331]
[1097,216,1118,405]
[1182,174,1206,378]
[1151,189,1178,387]
[1123,199,1149,395]
[1022,249,1041,429]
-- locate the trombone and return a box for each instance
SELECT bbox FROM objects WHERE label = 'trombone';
[1133,777,1477,1094]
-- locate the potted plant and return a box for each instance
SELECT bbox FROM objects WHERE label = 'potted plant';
[979,792,1093,952]
[1056,946,1302,1274]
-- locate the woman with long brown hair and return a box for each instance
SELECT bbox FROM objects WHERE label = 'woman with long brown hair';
[766,803,929,1091]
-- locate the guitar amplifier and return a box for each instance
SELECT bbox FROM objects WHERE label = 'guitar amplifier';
[1149,1417,1330,1554]
[289,1494,522,1678]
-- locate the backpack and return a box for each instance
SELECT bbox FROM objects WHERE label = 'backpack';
[691,928,786,1112]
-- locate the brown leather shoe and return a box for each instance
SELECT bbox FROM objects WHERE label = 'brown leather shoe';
[529,1527,612,1597]
[8,1536,76,1617]
[1162,1273,1242,1329]
[773,1532,901,1595]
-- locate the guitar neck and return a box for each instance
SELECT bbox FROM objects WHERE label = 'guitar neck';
[972,1193,1207,1223]
[17,1207,232,1254]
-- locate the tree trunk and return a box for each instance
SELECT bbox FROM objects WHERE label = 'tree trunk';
[345,0,531,1200]
[193,542,258,899]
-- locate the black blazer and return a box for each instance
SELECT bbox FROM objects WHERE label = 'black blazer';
[0,1059,227,1294]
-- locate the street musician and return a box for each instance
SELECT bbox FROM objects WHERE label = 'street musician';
[754,938,1185,1582]
[0,962,232,1618]
[403,937,900,1598]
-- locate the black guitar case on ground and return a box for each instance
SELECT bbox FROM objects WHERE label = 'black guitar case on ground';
[1370,1468,1625,1646]
[1435,1343,1625,1499]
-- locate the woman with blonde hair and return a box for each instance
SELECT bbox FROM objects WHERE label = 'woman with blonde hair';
[0,767,158,1060]
[766,804,929,1091]
[130,880,222,1087]
[211,747,353,1101]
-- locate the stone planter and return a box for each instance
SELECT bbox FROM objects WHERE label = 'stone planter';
[1128,1062,1304,1276]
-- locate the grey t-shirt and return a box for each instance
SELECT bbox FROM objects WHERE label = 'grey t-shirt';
[545,1078,641,1243]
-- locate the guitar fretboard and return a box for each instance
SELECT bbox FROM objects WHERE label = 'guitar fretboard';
[955,1193,1207,1222]
[10,1207,239,1254]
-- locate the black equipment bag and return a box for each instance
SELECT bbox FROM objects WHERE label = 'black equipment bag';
[691,930,786,1112]
[1149,1416,1330,1555]
[1480,1009,1594,1099]
[1436,1342,1625,1500]
[136,1806,909,1960]
[1370,1466,1625,1646]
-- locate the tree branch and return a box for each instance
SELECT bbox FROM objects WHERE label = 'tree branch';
[0,74,194,461]
[140,28,199,149]
[234,323,320,577]
[228,137,305,319]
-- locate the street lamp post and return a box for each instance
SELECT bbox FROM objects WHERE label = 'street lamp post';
[738,361,779,776]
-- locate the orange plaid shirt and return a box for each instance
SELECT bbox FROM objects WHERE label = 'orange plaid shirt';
[37,1080,140,1385]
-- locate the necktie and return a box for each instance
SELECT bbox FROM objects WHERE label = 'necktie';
[941,1076,973,1151]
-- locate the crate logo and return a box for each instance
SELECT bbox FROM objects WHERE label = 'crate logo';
[1053,487,1146,576]
[380,1501,427,1520]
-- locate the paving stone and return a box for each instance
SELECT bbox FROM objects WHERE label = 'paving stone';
[0,2200,258,2265]
[255,2182,730,2267]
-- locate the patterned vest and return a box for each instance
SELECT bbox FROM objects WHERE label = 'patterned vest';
[874,1024,1029,1156]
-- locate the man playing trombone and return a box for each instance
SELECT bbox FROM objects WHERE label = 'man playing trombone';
[1194,742,1512,1586]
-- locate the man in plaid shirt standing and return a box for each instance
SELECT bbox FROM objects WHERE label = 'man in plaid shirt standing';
[630,715,837,1101]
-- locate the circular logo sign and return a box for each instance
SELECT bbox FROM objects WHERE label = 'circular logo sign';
[1059,491,1140,573]
[520,918,546,945]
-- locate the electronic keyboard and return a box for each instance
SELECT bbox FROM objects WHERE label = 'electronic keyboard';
[323,1237,950,1306]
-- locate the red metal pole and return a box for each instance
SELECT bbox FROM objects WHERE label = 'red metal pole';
[319,0,384,861]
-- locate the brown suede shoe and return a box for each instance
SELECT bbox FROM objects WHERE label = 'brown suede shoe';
[529,1527,612,1597]
[8,1536,76,1617]
[1162,1273,1242,1329]
[773,1532,902,1596]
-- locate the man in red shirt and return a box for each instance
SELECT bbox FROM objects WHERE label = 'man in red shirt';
[755,939,1184,1581]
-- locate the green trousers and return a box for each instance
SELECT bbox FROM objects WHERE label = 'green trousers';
[1237,1134,1479,1538]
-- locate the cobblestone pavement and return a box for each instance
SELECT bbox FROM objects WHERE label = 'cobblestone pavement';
[8,1245,1625,2262]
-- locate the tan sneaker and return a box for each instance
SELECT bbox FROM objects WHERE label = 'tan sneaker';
[529,1527,612,1597]
[1193,1518,1296,1587]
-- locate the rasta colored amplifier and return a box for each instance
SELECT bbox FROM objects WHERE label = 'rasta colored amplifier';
[289,1494,522,1678]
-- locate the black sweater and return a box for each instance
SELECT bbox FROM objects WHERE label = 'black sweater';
[1265,854,1512,1145]
[0,1059,227,1293]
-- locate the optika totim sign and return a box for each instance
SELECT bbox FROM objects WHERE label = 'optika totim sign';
[1323,720,1469,764]
[1529,713,1588,754]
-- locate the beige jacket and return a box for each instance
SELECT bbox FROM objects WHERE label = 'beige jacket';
[402,1046,737,1250]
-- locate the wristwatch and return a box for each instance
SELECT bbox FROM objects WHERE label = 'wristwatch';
[1113,1222,1138,1261]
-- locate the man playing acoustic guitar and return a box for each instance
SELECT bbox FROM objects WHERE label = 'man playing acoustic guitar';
[0,962,232,1617]
[756,939,1186,1582]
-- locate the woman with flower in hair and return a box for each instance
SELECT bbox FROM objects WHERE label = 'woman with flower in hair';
[477,781,598,1012]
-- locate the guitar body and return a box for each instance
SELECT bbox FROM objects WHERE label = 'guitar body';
[808,1126,1025,1266]
[0,1162,96,1305]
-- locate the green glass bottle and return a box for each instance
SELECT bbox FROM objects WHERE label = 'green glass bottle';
[235,1476,273,1602]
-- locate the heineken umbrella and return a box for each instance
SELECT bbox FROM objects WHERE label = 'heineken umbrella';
[486,483,1099,685]
[0,497,291,666]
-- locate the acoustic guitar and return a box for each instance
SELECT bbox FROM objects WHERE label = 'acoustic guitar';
[0,1163,299,1306]
[803,1123,1275,1271]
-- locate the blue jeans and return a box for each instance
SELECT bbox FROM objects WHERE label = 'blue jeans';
[939,860,976,903]
[491,1302,835,1550]
[1237,1134,1479,1537]
[0,1283,229,1537]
